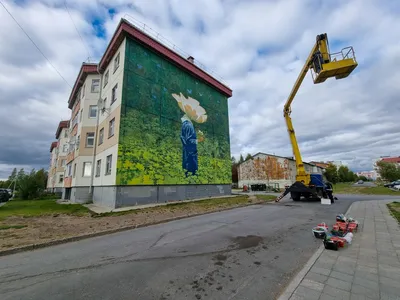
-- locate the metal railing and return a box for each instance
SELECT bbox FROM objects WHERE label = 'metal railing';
[329,46,356,62]
[123,15,228,86]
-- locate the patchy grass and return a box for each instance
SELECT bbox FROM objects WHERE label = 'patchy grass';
[254,194,277,202]
[387,202,400,223]
[97,195,268,218]
[0,200,91,220]
[0,225,27,230]
[333,183,400,195]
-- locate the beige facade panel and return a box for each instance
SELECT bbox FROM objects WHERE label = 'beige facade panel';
[78,126,96,156]
[96,105,120,155]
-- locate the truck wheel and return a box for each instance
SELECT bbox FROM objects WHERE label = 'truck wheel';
[291,192,300,201]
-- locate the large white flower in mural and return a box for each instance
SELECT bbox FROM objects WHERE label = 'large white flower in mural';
[172,92,207,123]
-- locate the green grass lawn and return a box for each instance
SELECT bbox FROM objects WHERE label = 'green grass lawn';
[333,183,400,195]
[387,202,400,223]
[0,199,91,220]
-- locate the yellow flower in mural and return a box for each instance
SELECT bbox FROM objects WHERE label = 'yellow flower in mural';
[172,92,207,123]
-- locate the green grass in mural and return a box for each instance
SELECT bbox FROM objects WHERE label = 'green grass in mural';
[117,108,231,185]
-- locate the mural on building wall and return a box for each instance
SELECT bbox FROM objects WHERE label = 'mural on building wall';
[241,156,291,181]
[116,38,231,185]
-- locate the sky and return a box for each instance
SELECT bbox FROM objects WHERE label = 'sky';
[0,0,399,180]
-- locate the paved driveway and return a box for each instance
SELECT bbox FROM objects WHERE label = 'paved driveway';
[1,195,399,300]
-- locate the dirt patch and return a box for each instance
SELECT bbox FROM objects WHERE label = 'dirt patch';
[231,235,263,249]
[213,254,228,261]
[0,198,270,252]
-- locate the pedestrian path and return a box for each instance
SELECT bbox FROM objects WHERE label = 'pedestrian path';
[278,200,400,300]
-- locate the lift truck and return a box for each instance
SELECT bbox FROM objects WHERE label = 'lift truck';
[275,33,358,202]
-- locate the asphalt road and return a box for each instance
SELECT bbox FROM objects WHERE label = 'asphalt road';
[1,194,399,300]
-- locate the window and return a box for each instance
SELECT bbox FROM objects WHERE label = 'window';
[82,84,85,98]
[101,98,107,114]
[109,118,115,137]
[91,79,100,93]
[111,84,118,104]
[105,155,112,175]
[86,132,95,147]
[61,159,66,166]
[89,105,97,118]
[83,162,92,177]
[98,128,104,145]
[59,174,64,183]
[104,70,109,87]
[67,164,72,176]
[63,144,68,152]
[73,163,76,178]
[96,159,101,177]
[80,109,83,122]
[114,52,120,72]
[64,130,68,138]
[77,88,81,100]
[76,135,80,149]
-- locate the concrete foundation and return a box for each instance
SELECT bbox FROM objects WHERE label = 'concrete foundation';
[92,185,232,209]
[69,187,92,204]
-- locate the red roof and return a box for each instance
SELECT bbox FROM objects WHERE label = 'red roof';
[381,157,400,163]
[99,18,232,97]
[50,141,58,152]
[55,120,70,139]
[68,63,98,109]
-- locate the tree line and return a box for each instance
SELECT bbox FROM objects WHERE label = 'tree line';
[0,168,49,200]
[323,163,359,184]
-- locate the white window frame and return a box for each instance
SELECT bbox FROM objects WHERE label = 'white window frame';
[114,52,120,73]
[86,132,95,147]
[83,162,92,177]
[73,163,77,178]
[61,159,66,166]
[63,144,68,152]
[96,159,101,177]
[64,130,68,138]
[109,118,115,138]
[91,79,100,93]
[59,174,64,183]
[89,105,97,118]
[105,155,112,175]
[111,83,118,104]
[98,128,104,145]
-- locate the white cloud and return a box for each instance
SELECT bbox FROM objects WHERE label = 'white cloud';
[0,0,399,179]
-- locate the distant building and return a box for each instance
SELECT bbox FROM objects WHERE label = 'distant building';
[356,171,377,180]
[46,120,69,193]
[309,161,330,169]
[238,152,325,189]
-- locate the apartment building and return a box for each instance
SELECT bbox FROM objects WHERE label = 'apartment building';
[57,18,232,208]
[46,120,69,194]
[63,63,101,202]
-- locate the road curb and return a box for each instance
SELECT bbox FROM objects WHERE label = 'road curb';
[0,199,273,257]
[276,201,358,300]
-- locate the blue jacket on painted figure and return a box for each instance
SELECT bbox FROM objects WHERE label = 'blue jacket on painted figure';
[180,118,198,176]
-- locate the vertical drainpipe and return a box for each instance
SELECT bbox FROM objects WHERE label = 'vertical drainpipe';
[89,65,104,199]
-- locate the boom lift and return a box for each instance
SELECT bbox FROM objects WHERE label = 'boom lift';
[275,33,358,202]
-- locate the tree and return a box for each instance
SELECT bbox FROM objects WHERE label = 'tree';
[357,175,368,181]
[231,156,238,184]
[8,168,17,182]
[324,163,339,184]
[239,154,244,164]
[245,153,253,161]
[375,161,400,182]
[337,165,355,182]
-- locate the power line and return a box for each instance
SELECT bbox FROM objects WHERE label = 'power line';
[0,0,72,88]
[64,0,92,62]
